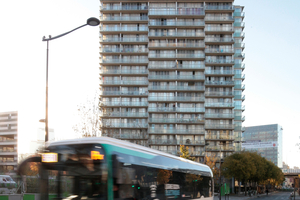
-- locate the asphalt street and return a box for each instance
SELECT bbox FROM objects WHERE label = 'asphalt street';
[214,191,299,200]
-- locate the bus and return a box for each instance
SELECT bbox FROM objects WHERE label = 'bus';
[18,137,213,200]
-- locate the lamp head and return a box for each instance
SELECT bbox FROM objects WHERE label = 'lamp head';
[87,17,100,26]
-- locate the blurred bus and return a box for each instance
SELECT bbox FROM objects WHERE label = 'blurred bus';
[18,137,213,200]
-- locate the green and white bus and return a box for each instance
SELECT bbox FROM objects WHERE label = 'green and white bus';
[18,137,213,200]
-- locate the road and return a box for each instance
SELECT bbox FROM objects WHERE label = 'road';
[214,191,299,200]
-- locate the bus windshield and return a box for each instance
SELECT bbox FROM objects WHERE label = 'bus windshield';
[42,144,107,200]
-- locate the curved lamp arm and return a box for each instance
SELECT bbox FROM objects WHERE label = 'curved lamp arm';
[42,24,88,41]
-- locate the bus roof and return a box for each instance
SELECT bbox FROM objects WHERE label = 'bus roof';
[47,137,213,176]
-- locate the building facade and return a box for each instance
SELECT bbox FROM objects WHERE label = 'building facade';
[0,111,18,173]
[242,124,283,168]
[99,0,245,163]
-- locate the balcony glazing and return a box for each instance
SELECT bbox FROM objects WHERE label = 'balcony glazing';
[234,84,245,90]
[149,139,205,145]
[204,113,234,118]
[101,101,148,107]
[101,48,149,53]
[149,9,204,16]
[205,16,234,22]
[205,103,234,108]
[148,43,205,48]
[100,16,148,21]
[100,38,148,43]
[205,134,234,140]
[233,12,245,17]
[205,49,234,54]
[148,32,205,37]
[234,115,245,121]
[148,64,205,70]
[102,123,148,128]
[205,91,233,97]
[100,69,148,74]
[148,107,205,112]
[148,75,205,80]
[101,112,148,117]
[234,94,245,100]
[148,128,205,134]
[234,74,245,79]
[205,38,234,43]
[102,133,148,140]
[234,53,245,59]
[100,27,148,32]
[233,32,245,38]
[148,96,205,102]
[205,60,234,64]
[234,22,245,28]
[148,21,205,26]
[100,80,148,85]
[205,70,234,75]
[205,5,234,10]
[234,43,245,48]
[148,118,205,123]
[205,81,235,86]
[206,146,234,151]
[100,58,148,64]
[100,5,149,11]
[234,63,245,69]
[148,85,205,91]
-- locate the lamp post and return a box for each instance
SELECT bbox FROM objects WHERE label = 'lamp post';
[42,17,100,142]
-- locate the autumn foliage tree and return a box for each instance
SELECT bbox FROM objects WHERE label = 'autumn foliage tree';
[205,155,219,183]
[179,145,195,161]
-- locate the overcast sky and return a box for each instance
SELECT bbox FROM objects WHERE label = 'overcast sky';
[0,0,299,168]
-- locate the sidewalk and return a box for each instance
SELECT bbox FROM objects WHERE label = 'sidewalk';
[213,191,283,200]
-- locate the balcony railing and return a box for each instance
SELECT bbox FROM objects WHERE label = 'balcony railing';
[234,74,245,79]
[205,81,235,86]
[190,151,205,156]
[205,70,234,75]
[234,22,245,27]
[148,75,205,80]
[205,91,233,96]
[177,54,205,58]
[148,85,205,91]
[100,5,149,11]
[148,96,205,101]
[205,124,234,129]
[148,107,205,112]
[100,91,121,95]
[148,32,205,37]
[205,38,234,43]
[234,53,245,59]
[148,21,205,26]
[102,123,148,128]
[149,9,205,16]
[100,38,148,43]
[205,5,233,10]
[101,101,148,107]
[148,53,205,58]
[205,113,234,118]
[233,32,245,37]
[234,115,245,121]
[100,80,148,85]
[100,58,148,63]
[101,112,148,117]
[100,16,148,21]
[205,103,234,108]
[149,139,205,145]
[102,133,148,140]
[205,27,233,32]
[234,126,246,131]
[234,94,245,100]
[148,118,205,123]
[234,105,245,110]
[205,135,234,140]
[205,49,234,54]
[100,27,148,32]
[234,63,245,69]
[148,128,205,134]
[234,43,245,48]
[205,16,234,21]
[101,48,149,53]
[100,69,148,74]
[205,59,235,64]
[148,64,205,69]
[233,12,245,17]
[148,43,205,48]
[234,84,245,90]
[206,146,234,151]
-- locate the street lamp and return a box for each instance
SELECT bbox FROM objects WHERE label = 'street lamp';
[42,17,100,142]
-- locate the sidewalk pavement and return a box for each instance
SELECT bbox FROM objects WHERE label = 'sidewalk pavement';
[213,191,290,200]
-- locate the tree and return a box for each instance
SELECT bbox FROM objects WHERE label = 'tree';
[205,155,219,183]
[73,92,100,137]
[179,145,195,161]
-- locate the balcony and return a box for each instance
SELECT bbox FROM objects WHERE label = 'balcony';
[101,123,148,128]
[148,75,205,81]
[148,32,205,38]
[234,43,245,48]
[204,113,234,118]
[177,54,205,59]
[234,105,245,111]
[148,96,205,102]
[101,101,148,107]
[0,139,17,145]
[234,53,245,59]
[234,74,245,79]
[234,94,245,101]
[149,21,205,27]
[206,146,234,151]
[100,91,121,96]
[148,107,205,113]
[205,38,234,43]
[234,126,246,131]
[205,49,234,55]
[100,37,148,43]
[234,84,245,90]
[233,12,245,17]
[233,32,245,38]
[148,42,205,48]
[100,58,148,64]
[102,133,148,140]
[101,112,148,118]
[100,91,148,96]
[205,70,234,75]
[99,80,148,86]
[205,16,234,22]
[205,134,234,140]
[205,91,234,97]
[205,5,234,11]
[234,63,245,70]
[148,85,205,91]
[100,16,148,22]
[205,59,235,65]
[0,161,18,166]
[205,103,234,108]
[190,151,205,156]
[100,5,149,11]
[100,48,149,54]
[100,69,148,75]
[234,22,245,28]
[149,139,205,145]
[205,27,234,33]
[148,128,205,134]
[234,115,245,121]
[0,151,17,156]
[148,53,176,59]
[148,118,205,124]
[148,64,205,70]
[100,27,148,32]
[205,81,235,86]
[149,8,205,16]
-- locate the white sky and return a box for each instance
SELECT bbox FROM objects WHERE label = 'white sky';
[0,0,299,168]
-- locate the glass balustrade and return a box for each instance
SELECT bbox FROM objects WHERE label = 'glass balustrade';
[205,16,234,21]
[205,103,234,107]
[148,75,205,80]
[100,59,148,63]
[148,96,205,101]
[205,92,233,96]
[205,49,234,53]
[204,113,234,118]
[205,59,234,64]
[205,124,235,129]
[100,80,148,85]
[148,85,205,91]
[148,107,205,112]
[205,5,233,10]
[205,81,235,85]
[101,48,148,53]
[101,102,148,106]
[234,84,245,90]
[205,70,234,75]
[148,118,205,123]
[101,112,148,117]
[205,38,234,43]
[100,16,148,21]
[148,128,205,134]
[101,5,149,10]
[102,123,148,128]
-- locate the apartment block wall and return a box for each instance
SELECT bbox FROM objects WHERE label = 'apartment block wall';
[99,0,245,163]
[0,111,18,172]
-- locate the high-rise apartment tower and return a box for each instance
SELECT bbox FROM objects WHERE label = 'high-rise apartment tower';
[99,0,245,163]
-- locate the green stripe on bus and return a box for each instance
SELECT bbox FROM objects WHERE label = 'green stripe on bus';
[23,194,35,200]
[0,196,9,200]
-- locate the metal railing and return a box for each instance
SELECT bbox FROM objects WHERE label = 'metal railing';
[148,107,205,112]
[148,118,205,123]
[100,37,148,43]
[100,16,148,21]
[205,103,234,107]
[205,91,233,96]
[205,113,234,118]
[149,85,205,91]
[100,58,148,63]
[101,48,149,53]
[205,124,235,129]
[148,128,205,134]
[100,27,148,32]
[100,5,149,10]
[205,81,235,86]
[148,75,205,80]
[148,96,205,101]
[101,112,148,117]
[205,135,234,140]
[100,80,148,85]
[101,102,148,107]
[100,69,148,74]
[102,123,148,128]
